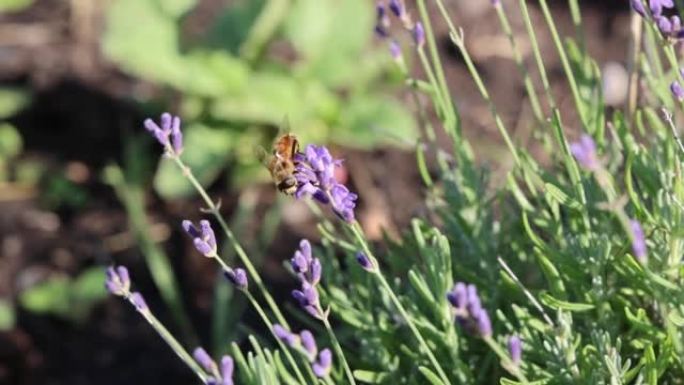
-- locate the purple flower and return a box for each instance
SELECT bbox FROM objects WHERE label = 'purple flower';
[491,0,501,5]
[193,347,217,373]
[225,268,248,290]
[508,335,522,365]
[300,330,318,361]
[446,282,467,310]
[130,291,148,313]
[312,348,333,377]
[650,0,674,16]
[356,251,376,272]
[389,40,402,61]
[105,265,130,296]
[631,0,647,16]
[375,1,390,38]
[413,22,425,47]
[658,15,673,33]
[220,356,234,385]
[389,0,403,17]
[273,324,299,347]
[672,81,684,101]
[144,113,183,155]
[183,219,217,257]
[295,144,357,222]
[630,219,647,262]
[447,282,493,337]
[308,258,322,285]
[569,134,599,171]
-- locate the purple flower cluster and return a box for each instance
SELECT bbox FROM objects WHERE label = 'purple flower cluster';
[183,219,218,257]
[273,324,333,378]
[508,335,522,366]
[374,1,424,59]
[182,219,248,289]
[193,347,234,385]
[295,145,357,222]
[569,134,599,171]
[144,112,184,156]
[629,219,647,262]
[446,282,492,337]
[631,0,681,38]
[105,265,148,313]
[290,239,324,319]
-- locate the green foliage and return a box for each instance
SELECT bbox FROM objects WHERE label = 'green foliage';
[19,267,107,322]
[102,0,415,197]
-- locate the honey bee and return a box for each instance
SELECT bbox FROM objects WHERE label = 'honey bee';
[258,132,300,195]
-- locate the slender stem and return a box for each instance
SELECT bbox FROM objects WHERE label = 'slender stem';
[493,3,544,123]
[126,294,209,383]
[626,10,643,123]
[567,0,585,53]
[536,0,587,129]
[349,223,452,385]
[170,156,289,328]
[244,291,312,385]
[417,47,449,124]
[433,0,521,167]
[320,310,357,385]
[416,0,459,138]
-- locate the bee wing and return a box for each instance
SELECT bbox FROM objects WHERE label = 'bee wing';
[254,145,271,167]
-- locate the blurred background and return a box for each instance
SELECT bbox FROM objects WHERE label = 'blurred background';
[0,1,628,384]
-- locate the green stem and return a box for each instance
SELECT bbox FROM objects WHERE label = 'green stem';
[416,0,459,139]
[126,294,208,383]
[245,291,312,385]
[433,0,521,167]
[567,0,585,53]
[320,309,357,385]
[536,0,587,129]
[171,156,289,328]
[350,223,452,385]
[493,3,544,123]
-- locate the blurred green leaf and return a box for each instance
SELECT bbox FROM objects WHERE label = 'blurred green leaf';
[0,0,34,12]
[0,299,16,331]
[207,0,266,53]
[0,88,30,118]
[0,123,23,158]
[540,293,594,312]
[19,276,72,316]
[154,124,234,198]
[336,95,416,149]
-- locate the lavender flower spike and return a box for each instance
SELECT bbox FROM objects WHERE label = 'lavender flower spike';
[356,251,376,272]
[220,356,234,385]
[389,40,402,61]
[413,22,425,48]
[671,81,684,101]
[183,219,218,257]
[193,347,218,374]
[630,219,647,262]
[295,144,358,222]
[130,291,148,313]
[143,113,184,156]
[569,134,599,171]
[300,330,318,361]
[105,265,131,296]
[312,348,333,377]
[273,324,300,347]
[631,0,646,17]
[225,268,248,290]
[650,0,674,17]
[476,311,492,337]
[508,335,522,365]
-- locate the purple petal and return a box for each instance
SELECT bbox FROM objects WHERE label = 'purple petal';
[300,330,318,361]
[220,356,234,385]
[130,292,148,313]
[182,220,201,238]
[193,347,216,373]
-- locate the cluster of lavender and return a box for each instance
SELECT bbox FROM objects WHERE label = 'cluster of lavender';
[105,266,149,313]
[144,113,184,156]
[295,145,358,222]
[374,0,424,61]
[569,135,648,263]
[192,347,234,385]
[671,69,684,101]
[182,219,248,289]
[289,239,325,319]
[273,325,333,378]
[446,282,492,337]
[632,0,681,38]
